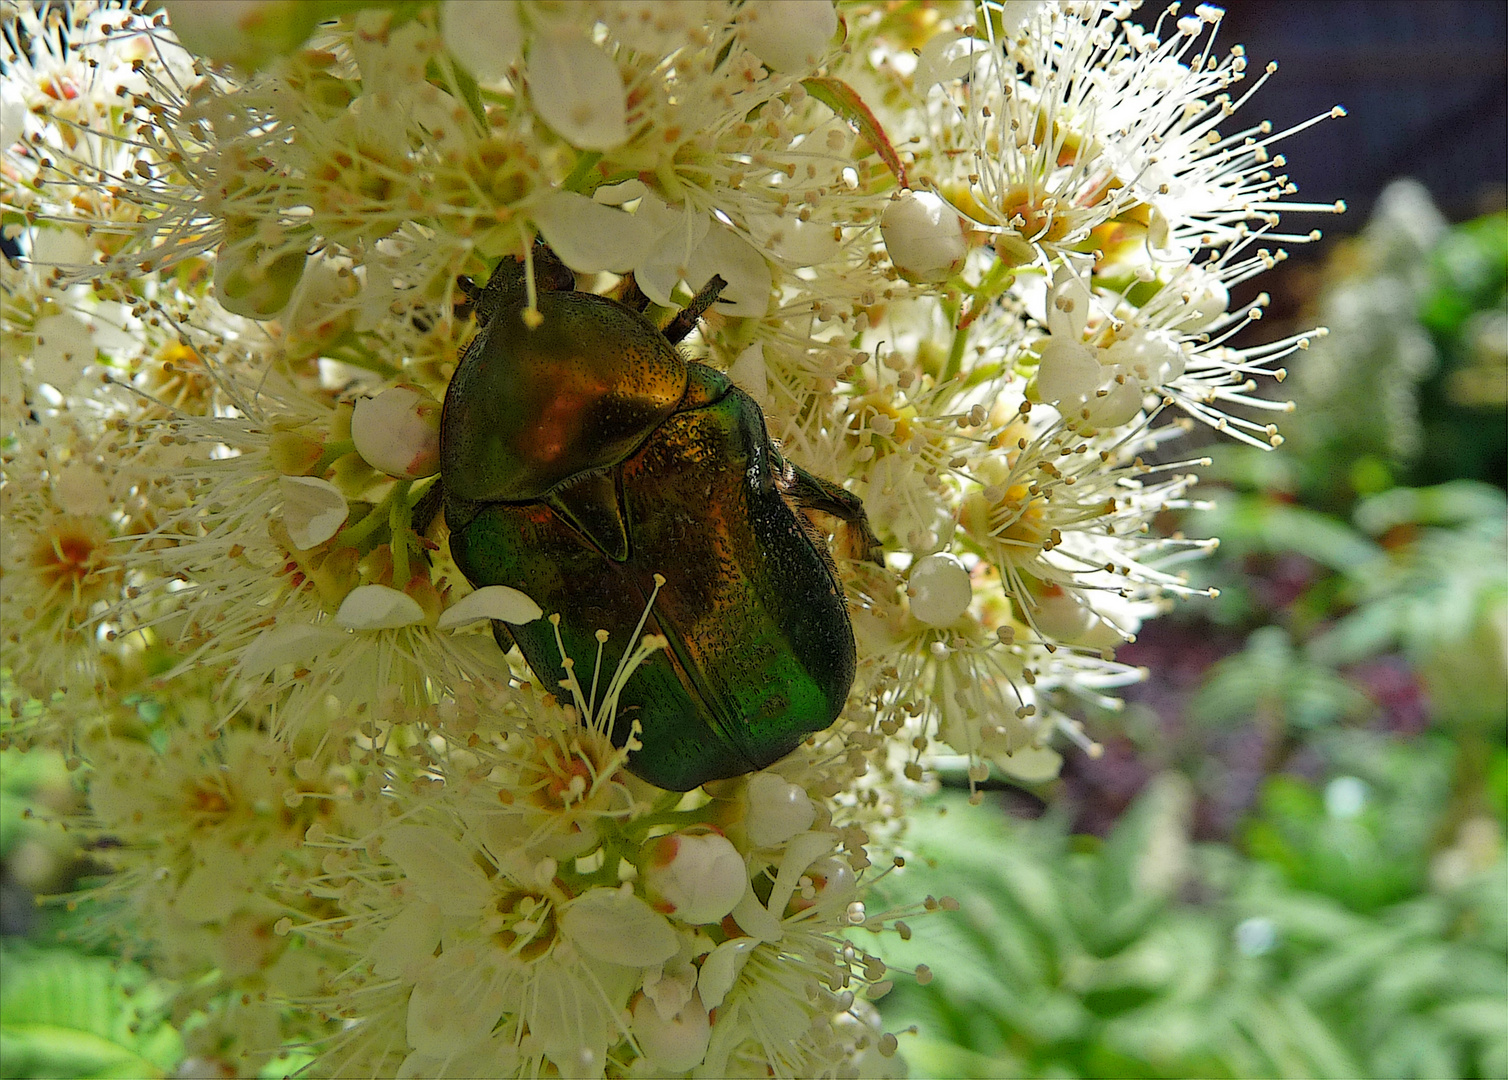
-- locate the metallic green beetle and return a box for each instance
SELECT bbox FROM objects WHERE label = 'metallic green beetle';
[438,246,880,791]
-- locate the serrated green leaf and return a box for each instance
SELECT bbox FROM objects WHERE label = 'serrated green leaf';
[0,947,182,1080]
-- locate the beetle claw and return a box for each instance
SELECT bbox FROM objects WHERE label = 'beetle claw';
[661,274,728,345]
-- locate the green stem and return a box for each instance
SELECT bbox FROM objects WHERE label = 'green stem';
[309,438,355,477]
[339,484,402,549]
[388,480,413,585]
[623,801,723,838]
[943,298,970,383]
[327,340,401,380]
[563,151,604,194]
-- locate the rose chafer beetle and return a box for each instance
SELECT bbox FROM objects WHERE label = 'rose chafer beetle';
[436,245,880,791]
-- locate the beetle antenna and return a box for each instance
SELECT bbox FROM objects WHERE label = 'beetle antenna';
[410,477,444,537]
[660,275,727,344]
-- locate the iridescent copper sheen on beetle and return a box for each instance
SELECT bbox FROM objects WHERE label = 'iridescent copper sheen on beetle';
[440,247,879,791]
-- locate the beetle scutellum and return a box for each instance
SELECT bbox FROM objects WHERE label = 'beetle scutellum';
[433,245,880,791]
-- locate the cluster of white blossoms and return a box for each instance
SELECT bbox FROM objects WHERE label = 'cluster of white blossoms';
[1,1,1339,1076]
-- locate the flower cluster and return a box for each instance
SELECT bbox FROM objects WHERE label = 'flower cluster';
[1,1,1337,1075]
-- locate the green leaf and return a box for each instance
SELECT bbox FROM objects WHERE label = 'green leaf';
[801,77,908,188]
[0,947,182,1079]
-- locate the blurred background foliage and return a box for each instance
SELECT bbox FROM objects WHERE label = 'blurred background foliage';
[875,181,1507,1079]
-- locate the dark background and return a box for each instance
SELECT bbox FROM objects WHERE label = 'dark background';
[1220,0,1506,227]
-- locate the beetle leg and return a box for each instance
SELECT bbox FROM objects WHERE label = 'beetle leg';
[410,476,446,539]
[452,275,480,323]
[614,272,651,313]
[781,465,884,566]
[660,274,728,344]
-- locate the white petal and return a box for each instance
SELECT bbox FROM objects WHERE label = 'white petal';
[239,622,348,677]
[31,313,96,387]
[632,990,710,1073]
[688,225,771,318]
[1083,379,1144,428]
[279,475,349,549]
[729,888,782,943]
[1046,269,1094,340]
[532,190,655,274]
[172,847,247,923]
[382,826,493,921]
[1036,338,1102,405]
[406,947,511,1056]
[29,227,89,268]
[767,831,836,917]
[54,463,110,517]
[591,179,647,206]
[440,0,521,83]
[0,80,26,148]
[371,900,443,980]
[915,30,980,89]
[728,343,769,406]
[561,887,678,967]
[335,584,426,630]
[697,937,757,1010]
[740,0,836,74]
[527,30,628,150]
[747,212,841,266]
[399,1036,520,1080]
[528,956,617,1073]
[437,585,544,629]
[635,201,712,307]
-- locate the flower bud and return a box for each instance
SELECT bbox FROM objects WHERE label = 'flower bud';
[642,829,746,925]
[351,386,441,479]
[1031,585,1096,642]
[212,221,309,318]
[745,773,816,847]
[882,192,968,283]
[739,0,837,74]
[632,990,710,1072]
[908,552,972,626]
